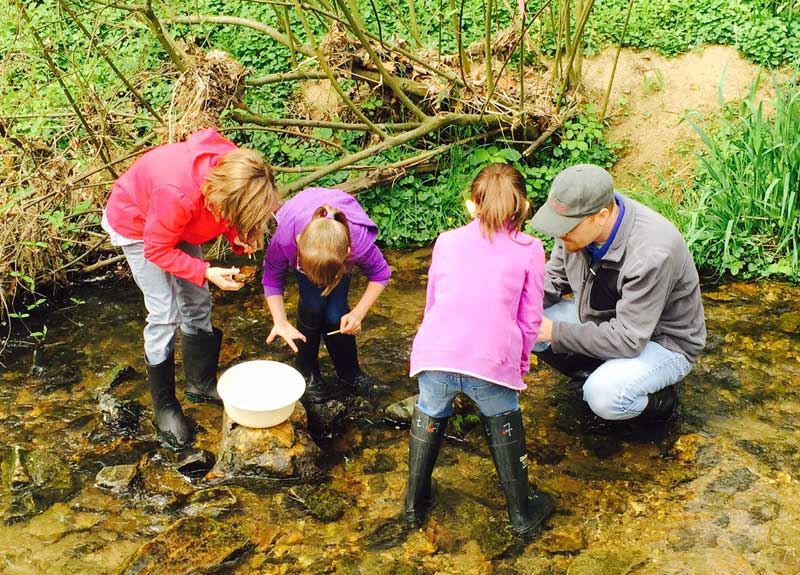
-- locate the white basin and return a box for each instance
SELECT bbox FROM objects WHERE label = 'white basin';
[217,360,306,428]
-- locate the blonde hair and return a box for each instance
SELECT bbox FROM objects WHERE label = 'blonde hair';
[202,148,280,251]
[470,163,530,240]
[297,205,351,295]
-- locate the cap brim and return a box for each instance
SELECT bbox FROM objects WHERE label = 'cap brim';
[530,205,585,238]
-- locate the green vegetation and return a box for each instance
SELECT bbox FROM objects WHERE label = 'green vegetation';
[633,76,800,281]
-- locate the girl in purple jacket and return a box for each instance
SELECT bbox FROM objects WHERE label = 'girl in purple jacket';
[405,164,554,537]
[262,188,391,402]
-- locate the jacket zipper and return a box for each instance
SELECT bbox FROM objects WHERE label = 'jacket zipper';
[579,253,602,322]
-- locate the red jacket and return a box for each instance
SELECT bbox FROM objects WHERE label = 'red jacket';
[105,129,243,286]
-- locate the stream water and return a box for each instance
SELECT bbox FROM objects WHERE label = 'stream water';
[1,248,799,575]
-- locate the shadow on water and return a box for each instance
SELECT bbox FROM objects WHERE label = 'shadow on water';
[2,254,800,574]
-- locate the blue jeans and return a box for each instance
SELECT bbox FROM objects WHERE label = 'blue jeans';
[417,371,520,418]
[294,270,351,325]
[537,300,692,420]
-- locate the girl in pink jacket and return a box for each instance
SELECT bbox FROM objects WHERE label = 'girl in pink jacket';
[405,164,554,537]
[103,129,280,449]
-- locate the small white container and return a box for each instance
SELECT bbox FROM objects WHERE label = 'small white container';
[217,360,306,428]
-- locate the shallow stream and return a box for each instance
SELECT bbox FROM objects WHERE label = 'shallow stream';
[1,249,799,574]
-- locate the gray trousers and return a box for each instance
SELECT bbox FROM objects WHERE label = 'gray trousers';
[122,242,213,364]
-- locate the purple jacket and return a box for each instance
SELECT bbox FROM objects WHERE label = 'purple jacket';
[262,187,391,297]
[410,219,546,390]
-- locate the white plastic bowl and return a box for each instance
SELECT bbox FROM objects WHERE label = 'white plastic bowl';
[217,360,306,428]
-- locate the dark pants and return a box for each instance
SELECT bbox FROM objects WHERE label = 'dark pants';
[294,270,351,325]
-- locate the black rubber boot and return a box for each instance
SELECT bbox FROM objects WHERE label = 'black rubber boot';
[323,326,381,397]
[534,347,604,382]
[296,305,333,403]
[639,386,679,422]
[482,409,554,537]
[182,327,223,404]
[146,350,193,450]
[404,406,448,525]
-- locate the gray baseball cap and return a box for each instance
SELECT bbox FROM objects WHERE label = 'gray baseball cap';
[530,164,615,237]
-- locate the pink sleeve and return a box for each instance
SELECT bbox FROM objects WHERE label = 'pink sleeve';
[223,227,245,254]
[517,240,546,375]
[142,185,209,286]
[423,238,440,315]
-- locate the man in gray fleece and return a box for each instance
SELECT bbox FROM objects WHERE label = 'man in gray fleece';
[530,164,706,422]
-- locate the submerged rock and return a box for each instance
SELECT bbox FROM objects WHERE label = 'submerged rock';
[182,486,238,518]
[176,449,216,478]
[98,392,144,437]
[5,445,31,491]
[115,516,251,575]
[776,310,800,333]
[1,447,73,524]
[208,404,321,481]
[384,395,418,424]
[95,464,139,494]
[287,484,355,522]
[566,550,645,575]
[139,453,195,500]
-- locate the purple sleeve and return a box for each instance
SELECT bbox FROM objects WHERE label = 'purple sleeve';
[350,224,391,284]
[262,239,290,297]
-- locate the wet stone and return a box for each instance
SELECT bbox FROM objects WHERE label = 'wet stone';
[540,525,587,553]
[101,364,136,391]
[776,311,800,333]
[209,407,321,481]
[182,486,238,518]
[705,467,758,495]
[176,449,216,478]
[306,398,348,431]
[287,484,355,522]
[470,514,516,560]
[384,395,418,424]
[139,453,195,499]
[748,498,780,524]
[98,392,144,437]
[115,516,251,575]
[26,502,101,544]
[363,450,397,474]
[566,550,645,575]
[95,464,139,493]
[5,445,31,491]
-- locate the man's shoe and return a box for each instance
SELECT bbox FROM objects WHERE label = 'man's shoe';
[639,386,679,422]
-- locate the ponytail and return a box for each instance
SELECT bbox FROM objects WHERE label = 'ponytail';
[297,205,352,295]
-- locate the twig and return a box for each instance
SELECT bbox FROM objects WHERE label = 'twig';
[59,0,164,125]
[230,109,420,132]
[219,125,347,153]
[334,0,428,121]
[16,0,118,179]
[283,112,507,193]
[600,0,634,120]
[82,254,125,273]
[171,14,315,59]
[141,0,189,73]
[292,0,388,139]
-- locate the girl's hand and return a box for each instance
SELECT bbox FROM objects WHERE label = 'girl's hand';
[233,236,256,256]
[205,267,244,291]
[266,321,306,353]
[339,310,364,335]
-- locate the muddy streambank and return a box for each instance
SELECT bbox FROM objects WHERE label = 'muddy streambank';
[1,248,799,574]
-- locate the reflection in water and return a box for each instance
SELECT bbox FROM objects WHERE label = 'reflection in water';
[1,252,800,574]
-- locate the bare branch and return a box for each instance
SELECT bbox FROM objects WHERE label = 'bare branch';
[230,108,420,132]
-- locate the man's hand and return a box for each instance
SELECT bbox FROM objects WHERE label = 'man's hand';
[205,267,244,291]
[339,310,365,335]
[266,320,306,353]
[536,317,553,343]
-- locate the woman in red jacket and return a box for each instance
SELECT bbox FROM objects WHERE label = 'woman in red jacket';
[103,128,280,449]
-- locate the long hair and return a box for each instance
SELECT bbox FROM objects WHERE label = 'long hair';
[469,163,531,240]
[297,205,351,295]
[202,148,280,251]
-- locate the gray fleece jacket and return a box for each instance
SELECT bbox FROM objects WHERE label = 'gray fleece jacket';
[545,193,706,363]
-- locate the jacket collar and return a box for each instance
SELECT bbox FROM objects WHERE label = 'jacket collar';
[600,193,635,263]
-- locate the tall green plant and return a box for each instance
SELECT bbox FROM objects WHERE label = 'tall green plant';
[684,75,800,279]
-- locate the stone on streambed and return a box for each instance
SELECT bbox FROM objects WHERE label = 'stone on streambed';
[1,447,74,524]
[207,403,321,481]
[95,464,139,494]
[182,486,238,518]
[115,516,251,575]
[384,395,418,424]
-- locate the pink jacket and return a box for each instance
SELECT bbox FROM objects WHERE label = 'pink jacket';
[104,129,243,286]
[410,219,546,390]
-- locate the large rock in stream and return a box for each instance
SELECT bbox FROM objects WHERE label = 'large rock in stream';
[115,515,251,575]
[207,402,321,480]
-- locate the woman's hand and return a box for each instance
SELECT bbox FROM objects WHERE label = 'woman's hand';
[205,266,244,291]
[266,320,306,353]
[339,310,365,335]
